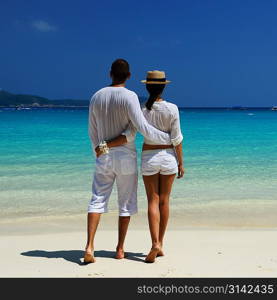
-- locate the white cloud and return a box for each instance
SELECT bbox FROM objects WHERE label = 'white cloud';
[31,20,57,32]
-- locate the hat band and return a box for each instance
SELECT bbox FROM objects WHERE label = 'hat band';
[146,78,166,82]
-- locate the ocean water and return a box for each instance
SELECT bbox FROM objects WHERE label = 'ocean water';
[0,107,276,223]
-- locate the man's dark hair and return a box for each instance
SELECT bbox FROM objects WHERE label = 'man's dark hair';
[110,59,130,83]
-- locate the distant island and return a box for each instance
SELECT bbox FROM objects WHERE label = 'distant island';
[0,90,275,110]
[0,90,148,108]
[0,90,90,108]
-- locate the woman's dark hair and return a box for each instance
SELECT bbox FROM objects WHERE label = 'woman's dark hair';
[145,84,166,110]
[110,58,130,83]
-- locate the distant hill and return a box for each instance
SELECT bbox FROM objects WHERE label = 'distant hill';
[0,90,89,107]
[0,90,147,107]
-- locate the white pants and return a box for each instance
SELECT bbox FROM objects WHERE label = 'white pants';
[141,148,178,176]
[88,148,138,216]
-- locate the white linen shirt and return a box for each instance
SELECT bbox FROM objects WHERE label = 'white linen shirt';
[88,87,171,154]
[142,100,183,146]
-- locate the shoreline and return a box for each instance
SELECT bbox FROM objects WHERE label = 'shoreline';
[1,106,275,109]
[1,209,277,236]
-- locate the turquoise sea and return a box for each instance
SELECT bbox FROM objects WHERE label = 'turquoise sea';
[0,107,276,225]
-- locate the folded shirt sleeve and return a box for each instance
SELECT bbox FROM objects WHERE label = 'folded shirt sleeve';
[170,106,183,146]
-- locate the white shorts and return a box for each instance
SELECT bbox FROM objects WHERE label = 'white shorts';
[88,148,138,216]
[141,148,178,176]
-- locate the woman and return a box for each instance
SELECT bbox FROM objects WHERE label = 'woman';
[95,70,184,263]
[140,70,184,262]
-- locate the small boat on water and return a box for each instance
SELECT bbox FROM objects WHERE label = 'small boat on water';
[271,106,277,111]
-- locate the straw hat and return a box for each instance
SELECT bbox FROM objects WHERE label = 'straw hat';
[141,70,171,84]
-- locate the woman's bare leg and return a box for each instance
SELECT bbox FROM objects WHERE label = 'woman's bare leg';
[157,174,176,256]
[143,173,161,262]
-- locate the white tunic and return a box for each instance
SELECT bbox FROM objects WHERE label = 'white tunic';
[88,87,171,154]
[142,100,183,146]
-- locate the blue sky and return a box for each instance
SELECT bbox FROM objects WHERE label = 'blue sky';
[1,0,277,107]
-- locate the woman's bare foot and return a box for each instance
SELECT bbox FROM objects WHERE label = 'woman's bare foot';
[145,245,160,263]
[83,250,95,264]
[115,247,125,259]
[157,243,164,257]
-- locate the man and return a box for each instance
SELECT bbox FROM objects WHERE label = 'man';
[84,59,172,263]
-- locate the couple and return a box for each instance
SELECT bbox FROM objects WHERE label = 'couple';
[84,59,184,264]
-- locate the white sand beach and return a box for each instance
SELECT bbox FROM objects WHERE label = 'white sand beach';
[0,213,276,278]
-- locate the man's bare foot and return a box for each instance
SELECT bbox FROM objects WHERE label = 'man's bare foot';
[157,249,165,257]
[115,247,125,259]
[145,246,160,263]
[83,249,95,264]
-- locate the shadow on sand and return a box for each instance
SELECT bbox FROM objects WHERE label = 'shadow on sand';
[21,249,146,265]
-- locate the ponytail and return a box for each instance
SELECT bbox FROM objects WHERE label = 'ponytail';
[145,84,166,110]
[146,94,158,110]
